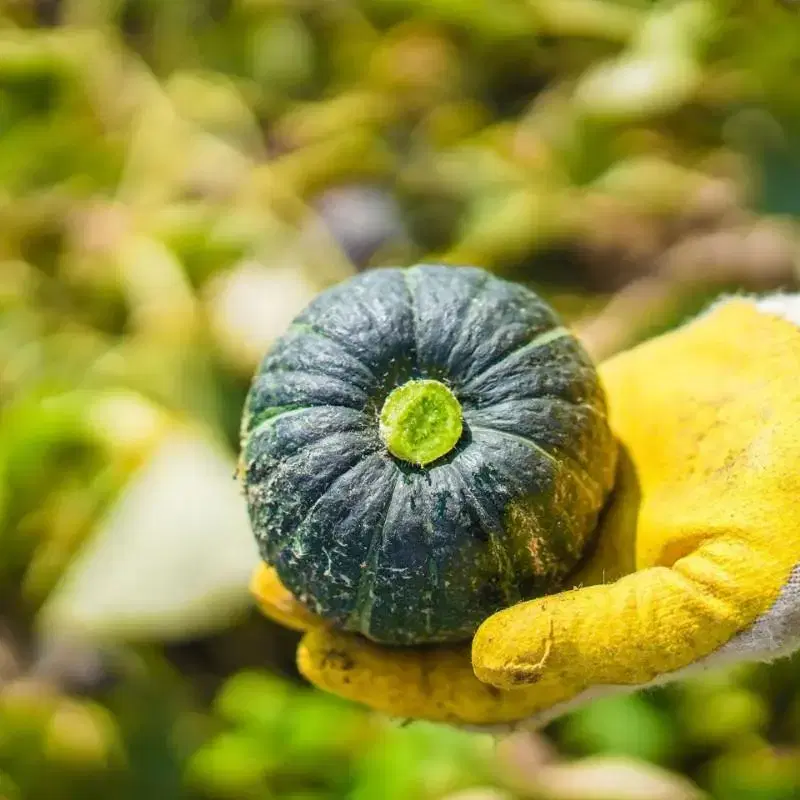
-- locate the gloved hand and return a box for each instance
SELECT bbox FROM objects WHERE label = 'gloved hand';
[251,295,800,729]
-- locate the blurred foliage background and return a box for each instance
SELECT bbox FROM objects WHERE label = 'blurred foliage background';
[1,0,800,798]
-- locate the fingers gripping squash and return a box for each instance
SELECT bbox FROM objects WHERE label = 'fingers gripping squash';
[240,265,616,645]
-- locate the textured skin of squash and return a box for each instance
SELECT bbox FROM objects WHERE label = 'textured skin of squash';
[240,265,617,645]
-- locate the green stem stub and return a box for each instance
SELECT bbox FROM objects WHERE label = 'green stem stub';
[379,379,463,466]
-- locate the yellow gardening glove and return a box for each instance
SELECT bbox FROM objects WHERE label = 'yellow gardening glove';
[251,295,800,728]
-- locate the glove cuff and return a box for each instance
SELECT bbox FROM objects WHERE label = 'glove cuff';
[756,293,800,327]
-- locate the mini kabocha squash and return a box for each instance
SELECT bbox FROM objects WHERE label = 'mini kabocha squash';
[240,265,617,645]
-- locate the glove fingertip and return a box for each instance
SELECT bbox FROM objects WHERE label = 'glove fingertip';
[250,563,323,633]
[472,606,553,690]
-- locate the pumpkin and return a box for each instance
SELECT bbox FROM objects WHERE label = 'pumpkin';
[240,265,617,645]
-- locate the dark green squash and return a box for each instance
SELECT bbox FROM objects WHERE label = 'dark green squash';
[240,265,617,645]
